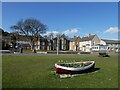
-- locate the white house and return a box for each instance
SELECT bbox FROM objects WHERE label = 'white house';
[69,41,76,51]
[79,34,100,52]
[90,39,107,51]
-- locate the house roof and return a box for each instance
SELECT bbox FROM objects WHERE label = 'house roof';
[101,39,120,44]
[2,36,11,41]
[70,38,74,42]
[60,34,68,39]
[81,35,96,41]
[70,36,77,41]
[70,36,81,42]
[17,35,29,41]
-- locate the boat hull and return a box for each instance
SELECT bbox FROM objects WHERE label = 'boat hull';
[55,61,95,74]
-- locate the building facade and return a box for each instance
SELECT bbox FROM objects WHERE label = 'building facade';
[101,39,120,52]
[1,27,120,52]
[34,34,69,51]
[79,34,100,52]
[92,44,107,51]
[69,36,81,51]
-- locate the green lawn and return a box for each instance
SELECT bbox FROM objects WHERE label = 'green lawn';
[0,56,2,89]
[2,54,118,88]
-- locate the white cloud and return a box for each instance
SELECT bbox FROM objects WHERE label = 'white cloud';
[43,31,59,36]
[62,28,79,35]
[104,27,120,34]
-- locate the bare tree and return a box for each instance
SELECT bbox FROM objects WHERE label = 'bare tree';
[10,18,47,50]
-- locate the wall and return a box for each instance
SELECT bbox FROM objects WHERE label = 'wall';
[100,40,106,45]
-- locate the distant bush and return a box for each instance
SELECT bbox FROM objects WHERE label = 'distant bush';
[47,51,78,54]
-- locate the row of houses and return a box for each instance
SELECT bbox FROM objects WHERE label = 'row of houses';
[70,34,120,52]
[31,34,69,51]
[1,30,120,52]
[19,34,120,52]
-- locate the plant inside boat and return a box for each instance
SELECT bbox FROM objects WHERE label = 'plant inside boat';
[57,62,92,68]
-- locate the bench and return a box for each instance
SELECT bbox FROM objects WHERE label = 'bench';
[0,50,10,53]
[98,52,109,57]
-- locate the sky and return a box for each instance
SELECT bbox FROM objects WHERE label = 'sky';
[2,2,119,40]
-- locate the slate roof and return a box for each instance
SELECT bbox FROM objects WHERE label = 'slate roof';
[2,36,11,42]
[17,35,29,41]
[81,35,96,41]
[60,34,68,39]
[101,39,120,44]
[70,37,77,42]
[70,36,81,42]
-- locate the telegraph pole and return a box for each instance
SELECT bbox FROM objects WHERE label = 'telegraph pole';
[56,34,59,55]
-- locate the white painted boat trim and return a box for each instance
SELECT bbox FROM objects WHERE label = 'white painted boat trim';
[55,61,95,71]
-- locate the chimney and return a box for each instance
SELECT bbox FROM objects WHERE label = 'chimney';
[50,32,53,40]
[44,35,47,39]
[74,35,76,38]
[88,34,91,37]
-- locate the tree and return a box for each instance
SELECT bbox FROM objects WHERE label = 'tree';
[0,28,9,36]
[10,33,17,48]
[10,18,47,50]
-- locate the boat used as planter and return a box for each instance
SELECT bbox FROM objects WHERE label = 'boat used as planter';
[55,61,95,74]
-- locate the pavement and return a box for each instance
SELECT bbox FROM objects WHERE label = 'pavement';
[1,51,117,56]
[1,52,99,56]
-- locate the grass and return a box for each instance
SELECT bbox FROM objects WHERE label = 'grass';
[0,55,2,89]
[2,54,118,88]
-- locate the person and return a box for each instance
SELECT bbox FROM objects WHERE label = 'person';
[34,48,36,53]
[20,46,23,53]
[15,45,18,52]
[9,45,13,53]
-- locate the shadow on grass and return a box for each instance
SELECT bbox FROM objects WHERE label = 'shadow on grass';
[98,54,110,57]
[52,68,100,79]
[80,67,100,74]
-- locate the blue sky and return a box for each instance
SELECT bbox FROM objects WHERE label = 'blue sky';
[2,2,119,40]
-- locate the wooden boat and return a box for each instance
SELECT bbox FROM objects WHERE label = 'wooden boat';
[55,61,95,74]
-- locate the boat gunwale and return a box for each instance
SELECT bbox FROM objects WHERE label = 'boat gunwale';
[55,61,95,71]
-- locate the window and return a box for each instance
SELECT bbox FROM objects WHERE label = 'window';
[92,41,95,45]
[49,42,51,45]
[62,45,63,49]
[42,46,45,50]
[42,42,45,45]
[73,46,76,49]
[99,47,101,50]
[63,46,66,50]
[64,40,66,44]
[62,40,64,44]
[87,44,89,46]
